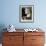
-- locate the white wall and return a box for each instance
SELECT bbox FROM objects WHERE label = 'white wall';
[0,0,46,29]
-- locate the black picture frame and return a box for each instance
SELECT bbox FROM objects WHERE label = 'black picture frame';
[19,5,34,23]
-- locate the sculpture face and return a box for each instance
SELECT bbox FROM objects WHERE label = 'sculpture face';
[25,8,30,14]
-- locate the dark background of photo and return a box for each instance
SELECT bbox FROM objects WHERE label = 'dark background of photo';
[22,7,32,20]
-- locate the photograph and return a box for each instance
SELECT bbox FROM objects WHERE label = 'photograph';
[19,5,34,23]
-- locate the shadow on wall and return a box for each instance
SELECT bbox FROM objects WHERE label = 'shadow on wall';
[0,24,7,43]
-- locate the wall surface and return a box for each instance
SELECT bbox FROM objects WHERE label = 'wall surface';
[0,0,46,44]
[0,0,46,29]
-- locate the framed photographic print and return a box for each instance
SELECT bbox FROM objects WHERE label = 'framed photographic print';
[19,5,34,23]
